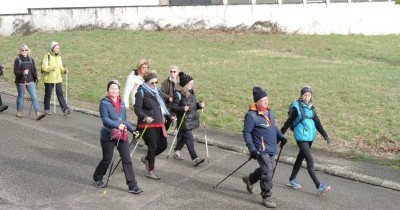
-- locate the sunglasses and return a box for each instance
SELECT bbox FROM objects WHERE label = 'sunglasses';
[150,81,158,85]
[170,71,177,73]
[21,49,28,52]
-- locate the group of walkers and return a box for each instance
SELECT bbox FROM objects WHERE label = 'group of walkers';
[0,41,73,120]
[1,47,332,208]
[93,59,207,194]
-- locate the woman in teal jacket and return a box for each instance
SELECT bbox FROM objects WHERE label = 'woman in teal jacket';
[281,86,332,194]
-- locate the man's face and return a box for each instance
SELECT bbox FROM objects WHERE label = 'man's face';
[256,96,269,109]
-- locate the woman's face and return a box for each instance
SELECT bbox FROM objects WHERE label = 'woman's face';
[108,84,120,98]
[20,48,28,57]
[52,45,60,54]
[185,80,194,90]
[302,92,312,104]
[170,69,179,79]
[138,64,149,76]
[147,78,158,89]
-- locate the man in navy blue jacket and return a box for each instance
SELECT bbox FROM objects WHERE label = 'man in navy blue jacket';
[242,86,286,208]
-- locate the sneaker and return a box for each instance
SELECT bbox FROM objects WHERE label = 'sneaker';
[242,176,253,194]
[146,170,161,180]
[16,111,23,118]
[317,183,332,194]
[141,156,149,171]
[173,150,184,160]
[288,179,302,189]
[36,112,46,120]
[64,108,73,116]
[45,110,52,115]
[192,157,205,167]
[93,180,105,188]
[0,105,8,112]
[128,185,143,194]
[262,197,277,208]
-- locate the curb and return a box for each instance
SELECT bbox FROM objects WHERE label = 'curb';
[2,90,399,192]
[192,135,400,192]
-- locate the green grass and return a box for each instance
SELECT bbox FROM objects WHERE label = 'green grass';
[1,30,399,164]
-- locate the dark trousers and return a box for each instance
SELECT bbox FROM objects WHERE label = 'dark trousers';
[143,128,167,171]
[44,83,68,111]
[0,94,2,105]
[93,140,138,188]
[289,141,320,188]
[248,154,275,199]
[174,129,198,160]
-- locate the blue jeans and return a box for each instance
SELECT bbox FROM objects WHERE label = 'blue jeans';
[16,82,40,112]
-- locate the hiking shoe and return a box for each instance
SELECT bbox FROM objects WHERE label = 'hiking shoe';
[288,179,302,189]
[93,180,105,188]
[36,112,46,120]
[317,183,332,194]
[64,108,73,116]
[0,105,8,112]
[262,197,277,208]
[128,185,143,194]
[141,156,149,171]
[173,150,184,160]
[192,158,205,167]
[45,110,52,115]
[242,176,253,194]
[16,111,23,118]
[146,170,161,180]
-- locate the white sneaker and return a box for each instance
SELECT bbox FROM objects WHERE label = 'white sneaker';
[192,158,205,167]
[173,150,184,160]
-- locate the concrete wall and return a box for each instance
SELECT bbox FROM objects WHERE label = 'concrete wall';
[1,2,400,36]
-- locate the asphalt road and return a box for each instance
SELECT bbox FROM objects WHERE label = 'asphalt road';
[0,93,399,210]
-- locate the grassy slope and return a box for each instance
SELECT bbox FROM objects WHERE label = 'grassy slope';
[0,30,399,165]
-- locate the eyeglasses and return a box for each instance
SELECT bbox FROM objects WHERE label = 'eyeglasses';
[150,81,158,85]
[170,71,177,73]
[21,49,28,52]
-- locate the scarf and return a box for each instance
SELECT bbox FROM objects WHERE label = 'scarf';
[108,96,121,114]
[141,83,170,116]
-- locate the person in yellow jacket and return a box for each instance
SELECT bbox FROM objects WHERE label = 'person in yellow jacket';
[41,41,72,115]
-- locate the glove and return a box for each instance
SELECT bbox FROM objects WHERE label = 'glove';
[250,150,260,160]
[132,131,140,139]
[279,136,287,147]
[324,136,331,145]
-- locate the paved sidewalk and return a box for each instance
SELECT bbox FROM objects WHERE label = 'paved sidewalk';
[1,85,399,193]
[192,126,400,192]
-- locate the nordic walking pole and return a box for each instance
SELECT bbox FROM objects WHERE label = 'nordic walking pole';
[272,143,284,180]
[109,125,148,177]
[102,135,122,196]
[213,156,252,189]
[64,67,68,104]
[201,109,209,163]
[21,74,28,113]
[166,111,186,159]
[130,124,148,158]
[53,70,56,114]
[29,80,38,116]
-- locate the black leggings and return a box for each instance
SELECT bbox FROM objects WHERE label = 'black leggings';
[143,127,167,171]
[289,141,321,189]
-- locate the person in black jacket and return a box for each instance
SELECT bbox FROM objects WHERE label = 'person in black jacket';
[13,44,45,120]
[134,70,174,180]
[170,72,205,167]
